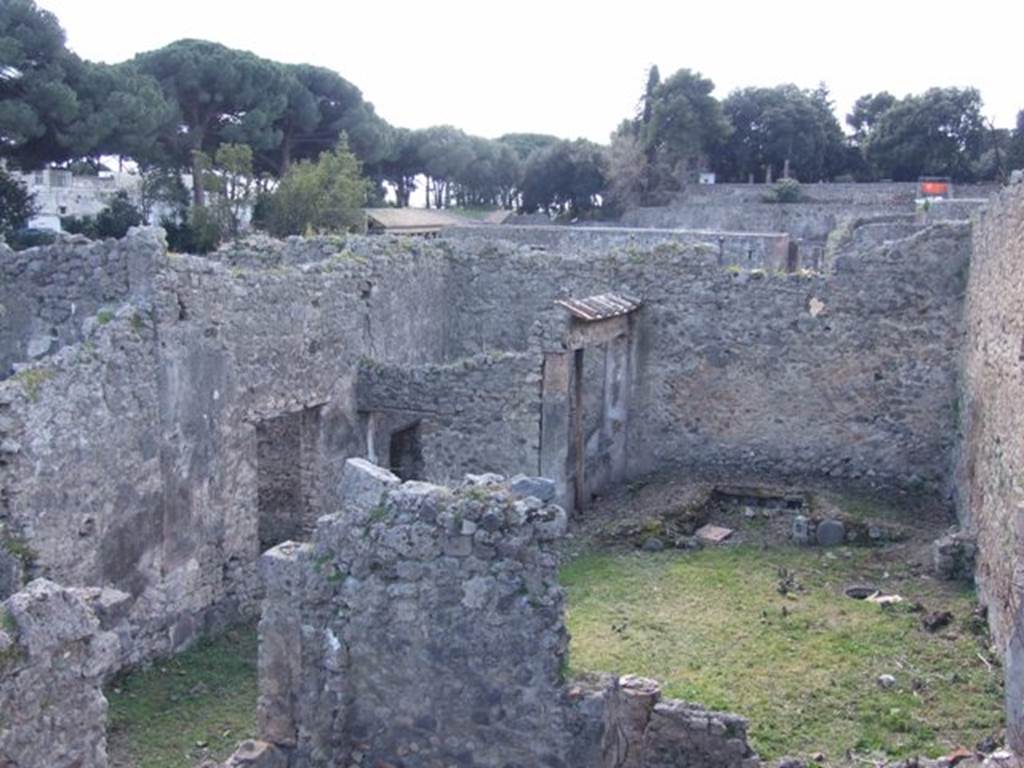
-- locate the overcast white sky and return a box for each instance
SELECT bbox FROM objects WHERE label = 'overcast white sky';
[37,0,1024,142]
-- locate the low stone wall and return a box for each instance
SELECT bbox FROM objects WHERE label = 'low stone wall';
[255,459,760,767]
[0,228,161,379]
[660,181,997,206]
[446,224,792,271]
[954,180,1024,750]
[924,198,990,222]
[578,675,760,768]
[0,579,120,768]
[619,201,879,245]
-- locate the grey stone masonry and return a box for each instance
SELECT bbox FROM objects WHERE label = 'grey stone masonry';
[576,674,760,768]
[0,217,976,672]
[258,464,572,766]
[255,459,759,767]
[0,227,162,378]
[954,179,1024,752]
[0,579,120,768]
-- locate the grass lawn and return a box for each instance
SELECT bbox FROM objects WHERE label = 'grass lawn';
[562,545,1003,763]
[106,623,258,768]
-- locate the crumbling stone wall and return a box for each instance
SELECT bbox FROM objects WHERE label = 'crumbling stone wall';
[0,218,975,667]
[446,224,970,493]
[259,462,573,766]
[0,579,120,768]
[356,352,542,483]
[954,180,1024,750]
[0,305,164,633]
[0,233,461,663]
[256,460,760,767]
[0,229,159,378]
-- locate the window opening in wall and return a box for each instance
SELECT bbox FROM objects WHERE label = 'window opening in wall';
[389,421,424,481]
[256,406,323,551]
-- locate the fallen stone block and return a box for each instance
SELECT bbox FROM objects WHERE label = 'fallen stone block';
[336,457,401,521]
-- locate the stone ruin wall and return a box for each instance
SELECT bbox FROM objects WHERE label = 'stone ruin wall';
[356,352,543,483]
[256,458,761,768]
[444,224,970,495]
[0,578,125,768]
[954,179,1024,750]
[0,229,159,378]
[0,233,462,664]
[0,218,973,667]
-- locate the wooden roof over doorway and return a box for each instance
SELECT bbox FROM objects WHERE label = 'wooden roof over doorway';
[554,293,642,322]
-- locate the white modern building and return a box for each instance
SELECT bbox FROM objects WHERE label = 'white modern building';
[16,168,143,232]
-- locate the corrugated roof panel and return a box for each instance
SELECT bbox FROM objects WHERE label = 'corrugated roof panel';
[554,292,642,322]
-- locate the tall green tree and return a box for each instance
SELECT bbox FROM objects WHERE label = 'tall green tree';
[1008,110,1024,173]
[640,68,730,191]
[0,0,81,167]
[377,127,421,207]
[865,87,987,181]
[0,2,171,168]
[717,84,848,182]
[415,125,474,208]
[847,91,897,146]
[520,138,607,217]
[133,40,289,206]
[265,64,393,177]
[66,61,175,163]
[261,138,369,236]
[606,67,729,205]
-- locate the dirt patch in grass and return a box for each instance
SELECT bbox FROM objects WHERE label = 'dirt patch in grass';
[562,544,1003,764]
[106,623,258,768]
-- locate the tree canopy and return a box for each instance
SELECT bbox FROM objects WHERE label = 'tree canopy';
[2,0,1020,234]
[520,138,607,217]
[864,87,987,181]
[261,138,369,236]
[716,84,847,182]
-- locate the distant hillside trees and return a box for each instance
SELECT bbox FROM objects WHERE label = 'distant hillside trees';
[4,0,1024,235]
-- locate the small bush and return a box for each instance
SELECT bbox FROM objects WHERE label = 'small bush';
[62,192,144,240]
[6,228,56,250]
[0,168,36,241]
[261,138,369,237]
[161,207,223,255]
[763,178,805,203]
